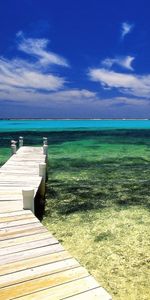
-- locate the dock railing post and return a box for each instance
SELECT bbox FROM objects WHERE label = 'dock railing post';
[43,138,48,181]
[19,136,23,147]
[11,140,17,155]
[43,137,48,157]
[43,137,48,145]
[39,163,46,197]
[43,144,48,161]
[22,188,35,213]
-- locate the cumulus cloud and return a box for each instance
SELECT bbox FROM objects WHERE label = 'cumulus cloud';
[0,58,65,91]
[0,32,70,97]
[0,32,98,108]
[121,22,134,39]
[0,32,99,107]
[0,30,148,116]
[89,67,150,98]
[102,56,135,71]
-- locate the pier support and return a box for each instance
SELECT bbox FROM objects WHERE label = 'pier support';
[39,163,46,197]
[22,188,35,213]
[19,136,23,147]
[43,142,48,181]
[43,137,48,145]
[43,144,48,156]
[11,140,17,155]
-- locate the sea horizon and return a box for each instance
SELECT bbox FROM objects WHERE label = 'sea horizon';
[0,118,149,120]
[0,118,150,132]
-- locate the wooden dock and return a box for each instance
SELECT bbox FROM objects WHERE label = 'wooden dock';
[0,145,112,300]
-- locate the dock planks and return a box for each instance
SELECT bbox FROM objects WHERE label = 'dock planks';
[0,146,112,299]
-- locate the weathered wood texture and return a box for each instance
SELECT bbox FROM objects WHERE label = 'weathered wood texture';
[0,147,112,300]
[0,147,45,212]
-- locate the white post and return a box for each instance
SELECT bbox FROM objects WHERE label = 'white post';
[43,144,48,156]
[19,136,23,147]
[39,163,46,197]
[11,140,17,155]
[22,188,35,213]
[39,163,46,179]
[43,137,48,145]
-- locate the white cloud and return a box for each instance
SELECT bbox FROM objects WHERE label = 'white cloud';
[0,85,96,105]
[17,31,69,67]
[97,96,149,107]
[0,33,70,96]
[0,31,149,117]
[89,67,150,98]
[51,89,96,101]
[121,22,134,39]
[0,58,65,91]
[102,56,135,70]
[1,80,148,119]
[0,32,98,108]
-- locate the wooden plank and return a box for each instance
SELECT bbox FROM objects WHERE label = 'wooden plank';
[0,212,34,222]
[0,250,71,276]
[0,191,23,196]
[0,244,64,265]
[17,147,43,153]
[1,163,41,167]
[0,176,39,181]
[1,164,40,168]
[0,258,80,288]
[0,210,31,217]
[7,156,45,161]
[0,174,40,179]
[0,183,39,187]
[0,178,41,183]
[0,201,23,213]
[0,226,47,241]
[0,267,89,300]
[6,276,100,300]
[0,169,39,174]
[65,287,112,300]
[1,165,40,170]
[0,187,29,191]
[0,221,43,234]
[0,217,38,229]
[0,232,55,248]
[0,196,22,200]
[0,190,23,200]
[0,236,59,257]
[7,157,44,161]
[0,179,41,183]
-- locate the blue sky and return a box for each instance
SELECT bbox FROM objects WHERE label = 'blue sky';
[0,0,150,118]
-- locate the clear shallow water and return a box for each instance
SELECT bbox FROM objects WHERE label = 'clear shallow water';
[0,120,150,300]
[0,119,150,132]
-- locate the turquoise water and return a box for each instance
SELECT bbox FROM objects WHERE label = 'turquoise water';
[0,119,149,300]
[0,119,150,131]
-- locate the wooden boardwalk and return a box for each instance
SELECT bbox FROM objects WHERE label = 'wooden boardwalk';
[0,146,112,300]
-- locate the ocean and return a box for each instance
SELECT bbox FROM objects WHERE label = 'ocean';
[0,119,150,132]
[0,119,150,300]
[0,119,150,210]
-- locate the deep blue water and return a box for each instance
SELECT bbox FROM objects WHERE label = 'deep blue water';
[0,119,150,132]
